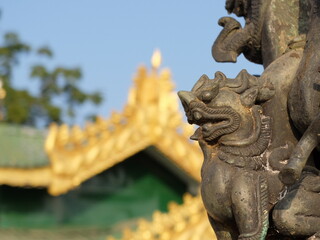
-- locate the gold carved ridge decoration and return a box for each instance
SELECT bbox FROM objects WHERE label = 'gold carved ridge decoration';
[45,50,203,196]
[0,167,51,188]
[107,194,216,240]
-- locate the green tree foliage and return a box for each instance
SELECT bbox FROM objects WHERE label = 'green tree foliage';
[0,32,102,126]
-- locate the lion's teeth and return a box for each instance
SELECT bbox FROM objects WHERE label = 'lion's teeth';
[202,123,213,131]
[194,112,202,120]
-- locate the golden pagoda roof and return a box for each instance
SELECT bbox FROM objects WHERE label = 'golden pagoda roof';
[0,51,217,240]
[45,51,203,196]
[0,51,202,196]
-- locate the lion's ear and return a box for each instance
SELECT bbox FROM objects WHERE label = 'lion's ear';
[192,74,209,92]
[240,87,259,107]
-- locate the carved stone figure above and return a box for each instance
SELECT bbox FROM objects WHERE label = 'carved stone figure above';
[212,0,309,67]
[179,0,320,239]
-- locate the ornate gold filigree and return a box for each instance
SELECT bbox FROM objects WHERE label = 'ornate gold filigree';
[107,194,216,240]
[45,51,202,196]
[0,51,215,240]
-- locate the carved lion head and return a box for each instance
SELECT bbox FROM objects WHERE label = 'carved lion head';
[178,70,270,145]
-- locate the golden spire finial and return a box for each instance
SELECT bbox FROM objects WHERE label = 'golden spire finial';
[151,49,161,70]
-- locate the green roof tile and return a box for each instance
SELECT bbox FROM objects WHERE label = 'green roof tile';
[0,124,50,168]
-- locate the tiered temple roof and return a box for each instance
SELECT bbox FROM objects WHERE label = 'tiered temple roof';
[0,51,216,239]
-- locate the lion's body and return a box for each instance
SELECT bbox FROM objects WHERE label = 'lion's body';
[178,48,320,239]
[179,0,320,238]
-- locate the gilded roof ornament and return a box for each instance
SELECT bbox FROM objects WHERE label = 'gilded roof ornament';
[151,49,161,70]
[107,194,216,240]
[0,51,213,240]
[45,50,202,196]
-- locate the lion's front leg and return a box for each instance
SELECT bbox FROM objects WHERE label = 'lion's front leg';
[231,171,269,240]
[279,113,320,185]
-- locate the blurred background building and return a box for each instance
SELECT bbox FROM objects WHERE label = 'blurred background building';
[0,1,264,239]
[0,52,215,240]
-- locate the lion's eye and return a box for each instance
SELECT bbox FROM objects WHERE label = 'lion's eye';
[201,90,213,103]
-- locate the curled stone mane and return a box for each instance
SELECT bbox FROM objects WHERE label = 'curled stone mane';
[220,114,271,157]
[218,115,271,170]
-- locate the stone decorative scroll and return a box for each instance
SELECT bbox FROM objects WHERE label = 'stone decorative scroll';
[179,0,320,239]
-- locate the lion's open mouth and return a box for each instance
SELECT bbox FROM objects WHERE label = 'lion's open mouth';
[187,101,240,142]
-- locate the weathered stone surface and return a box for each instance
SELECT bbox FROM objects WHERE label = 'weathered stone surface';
[179,0,320,239]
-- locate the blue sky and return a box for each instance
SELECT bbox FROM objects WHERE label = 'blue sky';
[1,1,263,125]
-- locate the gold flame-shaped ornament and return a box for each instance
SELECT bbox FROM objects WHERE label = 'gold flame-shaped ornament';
[151,49,162,70]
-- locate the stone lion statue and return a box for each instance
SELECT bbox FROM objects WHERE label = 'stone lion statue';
[179,0,320,239]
